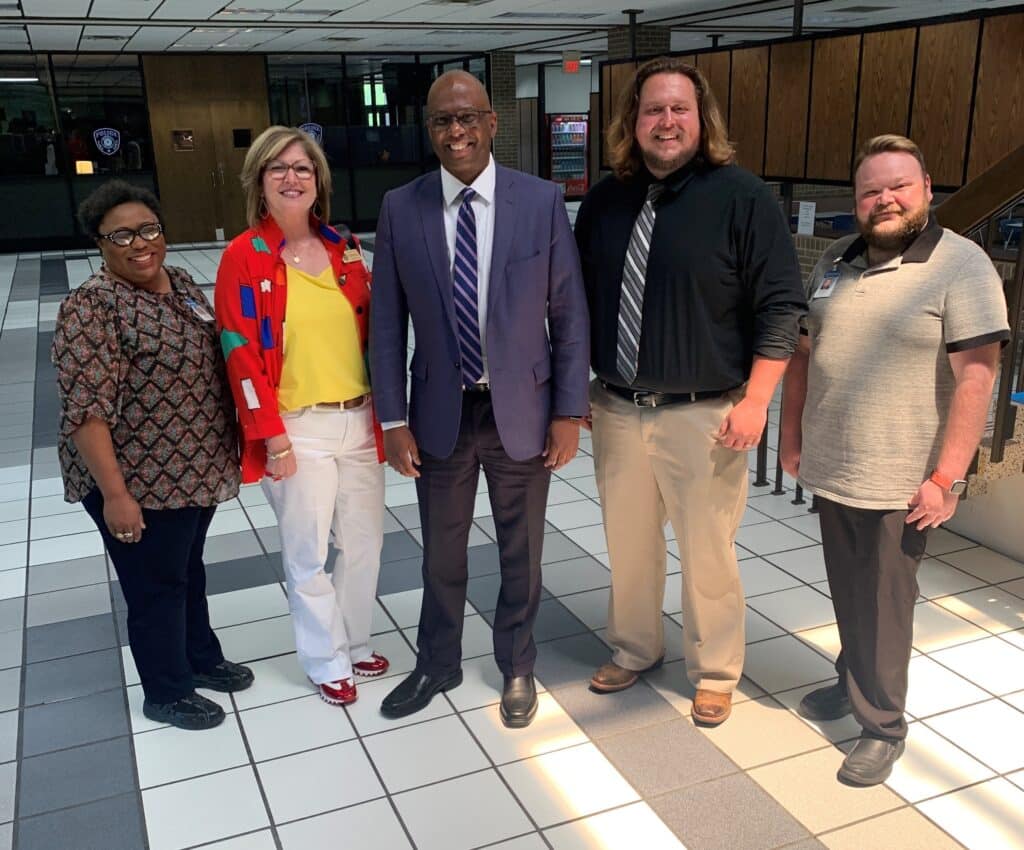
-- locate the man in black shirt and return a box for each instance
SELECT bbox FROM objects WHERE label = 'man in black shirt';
[575,57,805,725]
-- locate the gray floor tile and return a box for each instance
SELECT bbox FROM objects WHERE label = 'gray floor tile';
[597,718,738,796]
[0,630,21,670]
[540,555,611,596]
[381,530,422,564]
[648,773,811,850]
[549,678,679,740]
[531,632,612,691]
[0,669,19,712]
[468,543,501,577]
[17,792,146,850]
[203,530,265,564]
[0,600,23,636]
[376,555,423,595]
[25,583,111,627]
[389,503,421,530]
[0,821,9,850]
[481,597,588,644]
[17,737,136,818]
[21,689,129,757]
[0,710,16,763]
[0,761,13,822]
[205,554,280,596]
[24,614,118,664]
[255,525,281,552]
[541,532,588,565]
[27,555,107,595]
[23,648,122,706]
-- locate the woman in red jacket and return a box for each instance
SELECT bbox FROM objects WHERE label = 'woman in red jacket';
[216,125,387,706]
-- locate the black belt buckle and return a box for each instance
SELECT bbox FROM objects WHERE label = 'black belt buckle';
[464,382,490,393]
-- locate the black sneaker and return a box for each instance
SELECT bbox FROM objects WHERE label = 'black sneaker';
[798,682,851,721]
[143,692,225,730]
[193,660,255,693]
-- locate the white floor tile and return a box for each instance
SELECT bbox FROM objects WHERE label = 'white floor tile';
[463,692,588,765]
[28,530,104,565]
[363,714,489,792]
[661,572,682,615]
[0,542,25,571]
[905,655,990,719]
[216,615,296,664]
[742,634,836,693]
[739,557,803,597]
[29,494,80,518]
[393,770,533,850]
[925,528,978,556]
[0,519,27,546]
[384,482,418,507]
[883,722,995,803]
[736,522,816,556]
[142,766,270,850]
[0,500,27,525]
[126,684,234,734]
[487,836,548,850]
[232,654,314,711]
[925,700,1024,774]
[764,544,827,583]
[207,585,289,629]
[240,693,355,762]
[500,742,639,828]
[747,585,836,633]
[545,500,604,530]
[562,524,609,556]
[0,569,24,600]
[744,607,786,643]
[444,654,506,711]
[780,512,823,542]
[917,558,987,599]
[934,586,1024,634]
[774,683,861,743]
[379,588,425,629]
[912,601,990,652]
[258,739,384,824]
[202,830,277,850]
[545,801,685,850]
[940,547,1024,584]
[344,674,453,737]
[206,509,255,537]
[135,713,250,788]
[929,636,1024,695]
[278,798,412,850]
[29,477,64,498]
[917,778,1024,850]
[555,456,596,480]
[793,623,842,661]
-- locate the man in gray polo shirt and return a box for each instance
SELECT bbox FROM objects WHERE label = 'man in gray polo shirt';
[780,134,1009,786]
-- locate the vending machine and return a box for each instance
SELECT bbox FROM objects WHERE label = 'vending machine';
[547,113,589,199]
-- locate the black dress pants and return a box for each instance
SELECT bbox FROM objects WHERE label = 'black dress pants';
[83,489,225,704]
[414,391,550,678]
[817,496,929,740]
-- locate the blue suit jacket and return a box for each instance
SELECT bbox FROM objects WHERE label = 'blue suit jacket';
[370,165,590,461]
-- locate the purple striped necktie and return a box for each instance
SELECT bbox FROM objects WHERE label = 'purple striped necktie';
[452,187,484,385]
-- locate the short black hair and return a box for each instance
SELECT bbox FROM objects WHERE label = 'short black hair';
[77,179,164,240]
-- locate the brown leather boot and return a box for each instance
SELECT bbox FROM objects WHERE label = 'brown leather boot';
[590,657,663,694]
[693,689,732,726]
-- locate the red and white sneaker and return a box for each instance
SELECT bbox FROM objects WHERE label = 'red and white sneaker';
[313,678,357,706]
[353,652,390,679]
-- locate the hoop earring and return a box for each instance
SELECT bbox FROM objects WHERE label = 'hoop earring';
[258,197,269,219]
[313,200,323,220]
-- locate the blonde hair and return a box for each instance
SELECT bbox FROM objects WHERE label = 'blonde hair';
[606,56,735,179]
[240,125,332,228]
[853,134,928,182]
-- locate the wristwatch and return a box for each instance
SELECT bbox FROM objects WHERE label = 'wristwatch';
[929,470,968,496]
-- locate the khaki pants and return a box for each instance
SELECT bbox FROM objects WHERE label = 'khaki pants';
[591,380,748,692]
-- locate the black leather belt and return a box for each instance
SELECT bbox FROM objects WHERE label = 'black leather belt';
[463,382,490,393]
[601,381,727,408]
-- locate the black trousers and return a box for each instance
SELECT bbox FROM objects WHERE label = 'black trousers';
[414,391,551,677]
[817,496,928,740]
[83,489,225,704]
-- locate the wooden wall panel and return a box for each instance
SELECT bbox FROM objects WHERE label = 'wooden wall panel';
[696,50,731,120]
[806,35,860,180]
[601,61,637,167]
[517,98,538,175]
[967,12,1024,180]
[677,54,696,67]
[911,19,980,186]
[855,28,915,155]
[729,46,768,173]
[765,41,811,178]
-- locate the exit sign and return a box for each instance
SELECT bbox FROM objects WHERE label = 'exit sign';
[563,51,581,74]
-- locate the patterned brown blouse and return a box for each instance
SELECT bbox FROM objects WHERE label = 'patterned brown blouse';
[52,265,241,509]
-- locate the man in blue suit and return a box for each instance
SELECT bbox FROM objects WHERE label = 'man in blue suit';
[371,70,589,727]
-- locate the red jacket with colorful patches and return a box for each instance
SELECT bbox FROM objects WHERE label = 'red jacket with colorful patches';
[215,216,384,483]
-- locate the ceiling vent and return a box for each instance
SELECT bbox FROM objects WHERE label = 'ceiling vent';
[494,11,602,20]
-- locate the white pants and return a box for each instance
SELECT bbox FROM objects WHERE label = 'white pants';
[262,404,384,683]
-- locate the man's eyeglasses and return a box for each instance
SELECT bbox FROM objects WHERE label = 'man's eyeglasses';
[99,223,164,248]
[426,109,493,131]
[264,161,316,180]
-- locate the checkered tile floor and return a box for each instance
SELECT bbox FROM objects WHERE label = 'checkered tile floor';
[2,226,1024,850]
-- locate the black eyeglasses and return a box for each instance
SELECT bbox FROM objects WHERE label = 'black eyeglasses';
[426,109,493,131]
[99,223,164,247]
[264,161,316,180]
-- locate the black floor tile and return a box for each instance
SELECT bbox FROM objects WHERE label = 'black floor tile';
[381,530,423,563]
[24,614,118,664]
[38,259,69,296]
[376,555,423,595]
[204,554,280,595]
[18,737,136,818]
[18,792,145,850]
[23,648,123,707]
[22,689,129,757]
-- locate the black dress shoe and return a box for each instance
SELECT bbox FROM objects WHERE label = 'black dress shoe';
[380,669,463,719]
[838,736,905,786]
[500,674,538,729]
[143,692,225,731]
[193,660,255,693]
[798,682,851,721]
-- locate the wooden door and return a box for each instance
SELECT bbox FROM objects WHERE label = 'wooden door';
[209,99,268,241]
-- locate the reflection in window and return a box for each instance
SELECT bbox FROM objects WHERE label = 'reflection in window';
[0,55,61,177]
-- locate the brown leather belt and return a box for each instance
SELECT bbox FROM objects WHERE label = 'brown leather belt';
[309,394,369,410]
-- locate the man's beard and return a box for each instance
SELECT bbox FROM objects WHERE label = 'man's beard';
[641,149,694,176]
[858,204,929,252]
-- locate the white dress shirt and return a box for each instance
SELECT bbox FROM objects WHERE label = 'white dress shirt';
[440,154,496,383]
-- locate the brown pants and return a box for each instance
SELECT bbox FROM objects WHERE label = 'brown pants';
[817,497,928,740]
[591,381,748,692]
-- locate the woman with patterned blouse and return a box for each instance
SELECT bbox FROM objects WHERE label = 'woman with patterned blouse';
[215,126,388,708]
[52,180,254,731]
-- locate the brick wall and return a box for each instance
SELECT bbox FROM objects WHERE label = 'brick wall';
[792,234,835,281]
[489,51,519,169]
[607,25,671,60]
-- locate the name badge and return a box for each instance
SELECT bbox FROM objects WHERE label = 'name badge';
[342,248,362,264]
[813,269,840,299]
[184,297,214,322]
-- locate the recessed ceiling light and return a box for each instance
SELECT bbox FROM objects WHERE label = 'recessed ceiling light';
[494,11,601,19]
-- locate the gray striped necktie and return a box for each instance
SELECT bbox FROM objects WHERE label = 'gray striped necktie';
[616,182,665,385]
